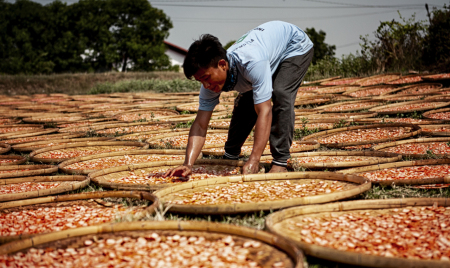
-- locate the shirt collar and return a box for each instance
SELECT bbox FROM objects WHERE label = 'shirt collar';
[221,55,238,92]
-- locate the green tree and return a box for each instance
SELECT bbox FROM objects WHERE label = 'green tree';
[109,0,172,72]
[360,13,427,73]
[423,3,450,72]
[305,28,336,64]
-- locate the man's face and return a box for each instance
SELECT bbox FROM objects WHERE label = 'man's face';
[193,59,228,93]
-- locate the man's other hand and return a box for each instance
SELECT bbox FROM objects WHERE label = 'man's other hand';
[163,165,193,178]
[242,159,260,174]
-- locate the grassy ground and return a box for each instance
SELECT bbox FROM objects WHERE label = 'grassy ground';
[0,71,185,96]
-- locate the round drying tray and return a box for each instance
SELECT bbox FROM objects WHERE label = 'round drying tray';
[298,112,378,120]
[203,141,320,157]
[0,191,158,245]
[302,123,421,148]
[29,141,149,163]
[346,83,400,97]
[0,165,58,179]
[22,115,86,124]
[93,123,174,136]
[315,100,385,113]
[421,73,450,81]
[56,118,115,128]
[396,82,444,95]
[115,128,184,142]
[419,124,450,136]
[0,124,45,137]
[353,73,400,87]
[320,77,361,86]
[354,118,446,125]
[12,137,114,152]
[369,100,450,115]
[176,102,234,113]
[314,86,360,94]
[0,175,89,202]
[146,129,230,149]
[153,172,370,214]
[0,128,59,141]
[89,159,261,191]
[0,155,26,166]
[265,198,450,268]
[338,158,450,186]
[0,221,304,268]
[422,107,450,121]
[373,137,450,158]
[385,74,423,85]
[58,149,194,175]
[1,132,84,146]
[380,82,443,96]
[303,75,340,85]
[0,143,11,154]
[287,151,401,169]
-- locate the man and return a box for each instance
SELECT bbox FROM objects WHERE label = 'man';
[165,21,314,178]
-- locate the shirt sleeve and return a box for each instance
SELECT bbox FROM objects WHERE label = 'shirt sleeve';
[244,60,273,104]
[198,85,220,111]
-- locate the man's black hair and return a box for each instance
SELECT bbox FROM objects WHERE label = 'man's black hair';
[183,34,228,80]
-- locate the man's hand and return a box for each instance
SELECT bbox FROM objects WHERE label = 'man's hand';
[242,159,260,174]
[163,165,193,178]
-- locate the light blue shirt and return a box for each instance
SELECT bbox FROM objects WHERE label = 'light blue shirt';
[199,21,313,111]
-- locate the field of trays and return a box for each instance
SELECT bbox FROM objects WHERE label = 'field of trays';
[0,72,450,267]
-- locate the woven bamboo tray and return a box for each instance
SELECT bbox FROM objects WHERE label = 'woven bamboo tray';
[314,86,360,94]
[343,85,397,98]
[352,73,400,87]
[381,82,443,96]
[0,221,304,268]
[315,100,385,113]
[0,118,21,125]
[265,198,450,268]
[94,123,174,136]
[419,124,450,136]
[202,141,320,157]
[58,121,132,133]
[0,175,89,202]
[208,119,231,129]
[89,159,258,191]
[0,165,58,179]
[1,132,84,145]
[153,172,370,214]
[369,100,450,115]
[385,74,423,85]
[29,141,149,163]
[302,123,421,148]
[0,191,158,245]
[373,137,450,158]
[298,112,378,120]
[294,97,331,106]
[12,137,114,152]
[422,107,450,120]
[146,129,229,149]
[56,118,115,128]
[286,151,401,169]
[0,155,26,166]
[421,73,450,81]
[320,77,361,86]
[176,102,234,113]
[22,115,86,124]
[115,128,184,141]
[58,149,195,175]
[354,118,446,125]
[0,124,44,135]
[338,158,450,186]
[303,75,340,85]
[374,93,433,102]
[0,143,11,154]
[0,128,59,141]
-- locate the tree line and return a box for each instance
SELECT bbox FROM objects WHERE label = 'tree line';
[0,0,173,74]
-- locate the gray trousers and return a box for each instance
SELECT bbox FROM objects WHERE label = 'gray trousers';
[224,48,314,166]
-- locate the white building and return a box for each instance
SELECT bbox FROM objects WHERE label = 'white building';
[164,41,187,69]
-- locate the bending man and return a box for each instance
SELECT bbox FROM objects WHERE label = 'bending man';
[166,20,314,177]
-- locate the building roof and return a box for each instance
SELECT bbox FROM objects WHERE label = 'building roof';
[164,41,188,55]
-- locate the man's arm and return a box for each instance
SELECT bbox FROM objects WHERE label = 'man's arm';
[242,99,272,174]
[164,110,213,177]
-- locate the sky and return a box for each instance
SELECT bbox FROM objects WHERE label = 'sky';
[23,0,450,57]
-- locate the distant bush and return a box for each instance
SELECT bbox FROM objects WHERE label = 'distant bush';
[89,78,201,94]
